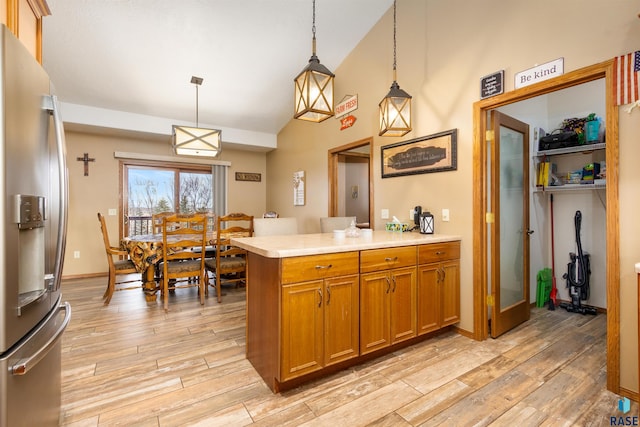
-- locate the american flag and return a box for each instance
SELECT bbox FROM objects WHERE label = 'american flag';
[614,50,640,106]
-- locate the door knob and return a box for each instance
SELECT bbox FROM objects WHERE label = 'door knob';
[526,229,534,235]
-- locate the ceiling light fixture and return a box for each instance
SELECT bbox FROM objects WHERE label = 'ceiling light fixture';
[293,0,335,122]
[379,0,412,137]
[172,76,221,157]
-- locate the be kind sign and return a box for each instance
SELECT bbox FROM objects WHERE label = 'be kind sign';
[515,58,564,89]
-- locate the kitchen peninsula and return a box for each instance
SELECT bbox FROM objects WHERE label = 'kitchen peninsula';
[232,231,462,392]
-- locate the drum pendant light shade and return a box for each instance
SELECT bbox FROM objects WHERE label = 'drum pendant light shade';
[379,0,412,137]
[294,0,334,122]
[172,76,221,157]
[172,125,221,157]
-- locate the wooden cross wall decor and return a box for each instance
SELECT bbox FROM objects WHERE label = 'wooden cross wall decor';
[77,153,95,176]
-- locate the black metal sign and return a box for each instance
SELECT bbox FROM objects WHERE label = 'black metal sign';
[480,70,504,99]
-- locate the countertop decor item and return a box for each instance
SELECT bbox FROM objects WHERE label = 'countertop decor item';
[385,222,410,232]
[419,211,434,234]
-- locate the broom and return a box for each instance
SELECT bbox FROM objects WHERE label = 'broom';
[548,194,557,310]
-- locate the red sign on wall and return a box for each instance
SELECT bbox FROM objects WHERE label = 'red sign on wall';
[340,115,357,130]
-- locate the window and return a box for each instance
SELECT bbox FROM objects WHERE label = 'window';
[122,161,213,237]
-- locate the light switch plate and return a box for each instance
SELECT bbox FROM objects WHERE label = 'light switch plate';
[442,208,450,222]
[381,209,389,219]
[108,208,117,216]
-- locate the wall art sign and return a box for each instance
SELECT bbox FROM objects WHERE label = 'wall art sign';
[381,129,457,178]
[335,94,358,117]
[293,170,305,206]
[480,70,504,99]
[515,58,564,89]
[235,172,261,182]
[340,115,357,130]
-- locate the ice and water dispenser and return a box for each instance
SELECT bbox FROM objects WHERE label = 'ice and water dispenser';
[13,195,48,314]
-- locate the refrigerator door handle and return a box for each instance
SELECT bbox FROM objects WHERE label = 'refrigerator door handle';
[11,302,71,376]
[43,95,69,292]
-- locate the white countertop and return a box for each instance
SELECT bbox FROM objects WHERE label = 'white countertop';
[231,231,461,258]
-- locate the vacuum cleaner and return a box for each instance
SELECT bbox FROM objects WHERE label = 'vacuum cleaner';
[559,210,597,315]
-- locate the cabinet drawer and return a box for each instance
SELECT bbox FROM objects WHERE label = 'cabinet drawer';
[360,246,416,273]
[281,251,359,284]
[418,241,460,264]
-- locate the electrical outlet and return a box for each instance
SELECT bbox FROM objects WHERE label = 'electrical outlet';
[442,208,450,222]
[409,209,414,220]
[73,251,80,259]
[381,209,389,219]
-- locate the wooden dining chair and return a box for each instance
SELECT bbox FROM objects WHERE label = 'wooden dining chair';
[190,211,216,259]
[160,213,208,311]
[97,212,141,305]
[152,211,175,234]
[253,217,298,236]
[205,212,254,303]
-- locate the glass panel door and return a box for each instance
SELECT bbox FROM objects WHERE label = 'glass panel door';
[490,111,531,338]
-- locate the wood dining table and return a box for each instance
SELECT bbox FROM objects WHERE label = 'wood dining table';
[121,232,216,302]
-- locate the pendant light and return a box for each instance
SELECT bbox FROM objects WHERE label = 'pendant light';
[172,76,221,157]
[379,0,412,137]
[294,0,335,122]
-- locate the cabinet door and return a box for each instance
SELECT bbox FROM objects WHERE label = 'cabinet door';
[390,266,417,344]
[324,275,359,366]
[359,271,390,355]
[281,280,323,381]
[441,259,460,327]
[417,263,441,335]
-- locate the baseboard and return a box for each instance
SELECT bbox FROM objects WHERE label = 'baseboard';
[453,325,474,339]
[619,386,639,403]
[62,272,107,281]
[530,299,607,314]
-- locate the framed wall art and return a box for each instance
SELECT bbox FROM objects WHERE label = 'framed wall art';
[235,172,261,182]
[381,129,457,178]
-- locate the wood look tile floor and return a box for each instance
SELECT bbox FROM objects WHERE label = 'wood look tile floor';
[60,276,634,426]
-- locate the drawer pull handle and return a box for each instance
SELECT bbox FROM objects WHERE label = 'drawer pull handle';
[384,257,398,262]
[435,251,445,255]
[315,264,333,270]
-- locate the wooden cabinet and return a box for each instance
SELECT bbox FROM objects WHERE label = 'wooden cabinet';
[244,237,461,393]
[280,252,359,382]
[1,0,50,63]
[417,241,460,335]
[360,246,416,355]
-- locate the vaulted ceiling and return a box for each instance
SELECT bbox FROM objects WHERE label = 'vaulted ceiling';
[42,0,393,138]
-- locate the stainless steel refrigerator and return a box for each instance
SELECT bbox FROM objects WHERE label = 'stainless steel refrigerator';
[0,25,71,426]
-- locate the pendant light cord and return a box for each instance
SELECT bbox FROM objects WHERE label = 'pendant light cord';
[195,83,199,127]
[311,0,317,56]
[392,0,397,81]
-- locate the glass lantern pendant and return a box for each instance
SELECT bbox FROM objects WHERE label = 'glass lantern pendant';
[379,0,412,137]
[379,80,412,136]
[294,0,335,122]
